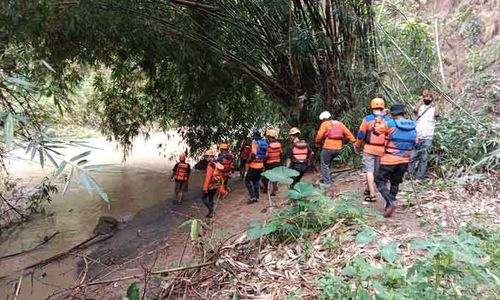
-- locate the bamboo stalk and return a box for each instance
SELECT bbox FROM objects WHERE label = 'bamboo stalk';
[433,18,446,86]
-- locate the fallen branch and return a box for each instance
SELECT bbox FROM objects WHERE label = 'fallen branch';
[0,193,28,221]
[0,231,59,260]
[14,274,23,300]
[24,233,113,271]
[85,261,214,286]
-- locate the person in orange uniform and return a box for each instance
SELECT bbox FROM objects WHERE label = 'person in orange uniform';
[314,111,356,185]
[170,154,191,204]
[262,129,282,196]
[245,131,268,203]
[217,143,234,192]
[375,103,417,218]
[354,97,391,202]
[201,149,225,218]
[238,139,252,179]
[286,127,312,187]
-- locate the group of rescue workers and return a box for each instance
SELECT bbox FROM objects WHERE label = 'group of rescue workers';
[171,90,439,219]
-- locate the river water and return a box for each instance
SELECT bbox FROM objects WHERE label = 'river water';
[0,132,192,299]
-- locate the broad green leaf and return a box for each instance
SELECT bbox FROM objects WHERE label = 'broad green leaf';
[125,282,140,300]
[247,224,277,240]
[373,280,387,297]
[357,288,372,300]
[63,166,74,194]
[54,161,67,177]
[179,219,194,228]
[355,229,376,245]
[287,182,319,200]
[342,266,356,277]
[380,241,398,263]
[69,150,91,162]
[4,113,14,148]
[190,219,198,241]
[261,166,299,185]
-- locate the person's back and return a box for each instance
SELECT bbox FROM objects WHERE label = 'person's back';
[314,111,356,185]
[355,97,390,202]
[245,131,267,203]
[375,103,417,218]
[286,128,311,187]
[262,129,282,195]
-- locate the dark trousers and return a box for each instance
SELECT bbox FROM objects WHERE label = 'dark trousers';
[291,163,307,187]
[320,149,340,184]
[245,167,263,200]
[375,163,408,208]
[262,162,280,192]
[201,188,217,213]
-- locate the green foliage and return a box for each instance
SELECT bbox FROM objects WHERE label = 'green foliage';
[1,0,377,154]
[261,166,299,186]
[124,282,140,300]
[317,230,499,299]
[355,229,376,246]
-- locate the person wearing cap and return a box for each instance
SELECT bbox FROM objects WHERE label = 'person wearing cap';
[245,130,268,203]
[217,143,234,192]
[262,129,282,196]
[354,97,391,202]
[314,111,356,185]
[375,103,417,218]
[170,153,191,204]
[201,149,225,218]
[287,127,312,187]
[409,90,440,181]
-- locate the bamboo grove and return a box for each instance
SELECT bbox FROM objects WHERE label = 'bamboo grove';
[1,0,377,153]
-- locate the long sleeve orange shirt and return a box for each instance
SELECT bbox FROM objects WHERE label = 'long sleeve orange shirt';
[315,120,356,150]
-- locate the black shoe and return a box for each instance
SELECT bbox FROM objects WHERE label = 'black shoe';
[206,211,214,218]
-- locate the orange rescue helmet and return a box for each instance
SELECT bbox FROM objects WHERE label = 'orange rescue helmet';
[179,154,186,161]
[370,97,385,109]
[266,129,278,138]
[219,143,229,150]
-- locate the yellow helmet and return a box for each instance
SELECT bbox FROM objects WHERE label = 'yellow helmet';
[370,97,385,109]
[219,143,229,150]
[266,129,278,138]
[289,127,301,135]
[205,149,215,156]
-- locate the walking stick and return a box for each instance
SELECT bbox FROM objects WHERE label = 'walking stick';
[408,173,425,215]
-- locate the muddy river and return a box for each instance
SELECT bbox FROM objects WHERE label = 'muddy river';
[0,133,198,299]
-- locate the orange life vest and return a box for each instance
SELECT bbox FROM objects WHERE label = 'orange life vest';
[325,121,343,140]
[292,140,309,163]
[364,116,387,146]
[266,141,282,164]
[174,162,189,181]
[208,163,224,189]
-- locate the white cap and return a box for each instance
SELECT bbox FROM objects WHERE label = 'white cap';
[319,111,331,120]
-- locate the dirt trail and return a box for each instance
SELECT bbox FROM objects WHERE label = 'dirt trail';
[8,168,423,299]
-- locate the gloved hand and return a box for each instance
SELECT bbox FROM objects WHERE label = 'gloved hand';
[201,190,208,198]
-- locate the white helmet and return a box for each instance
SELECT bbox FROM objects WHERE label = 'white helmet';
[319,111,331,120]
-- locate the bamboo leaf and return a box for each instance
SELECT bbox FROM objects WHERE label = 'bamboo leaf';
[4,113,14,148]
[30,144,37,160]
[63,166,74,194]
[69,150,91,162]
[43,149,59,168]
[86,173,110,204]
[41,59,56,73]
[38,149,45,169]
[179,219,194,228]
[54,161,67,178]
[25,139,36,155]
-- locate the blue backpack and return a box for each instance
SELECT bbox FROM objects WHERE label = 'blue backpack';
[255,138,268,161]
[386,119,416,157]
